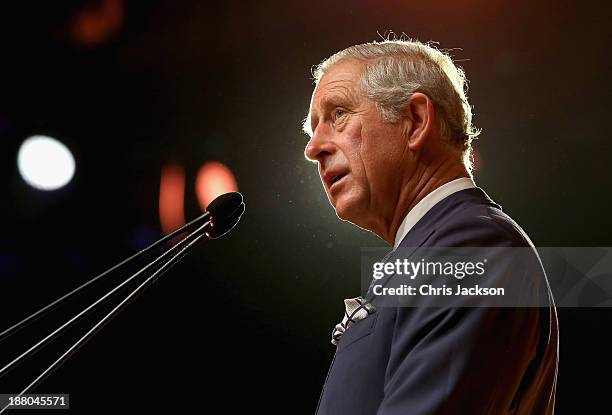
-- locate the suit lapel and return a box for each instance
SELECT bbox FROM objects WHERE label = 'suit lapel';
[365,187,500,303]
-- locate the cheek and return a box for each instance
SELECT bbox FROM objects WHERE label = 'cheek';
[340,120,402,192]
[338,127,366,176]
[359,126,405,187]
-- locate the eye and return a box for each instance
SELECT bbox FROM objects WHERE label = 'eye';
[332,108,347,121]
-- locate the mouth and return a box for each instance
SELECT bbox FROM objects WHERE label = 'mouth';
[325,172,348,192]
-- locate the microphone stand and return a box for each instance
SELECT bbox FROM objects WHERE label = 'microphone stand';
[0,220,212,380]
[0,223,212,414]
[0,191,244,412]
[0,211,211,344]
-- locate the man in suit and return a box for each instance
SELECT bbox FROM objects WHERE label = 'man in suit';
[303,40,558,414]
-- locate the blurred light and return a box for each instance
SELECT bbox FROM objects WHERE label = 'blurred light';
[71,0,124,48]
[159,164,185,235]
[196,161,239,209]
[17,135,76,191]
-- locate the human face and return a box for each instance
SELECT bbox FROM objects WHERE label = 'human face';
[304,60,410,228]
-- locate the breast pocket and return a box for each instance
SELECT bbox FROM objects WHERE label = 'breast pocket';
[336,313,379,353]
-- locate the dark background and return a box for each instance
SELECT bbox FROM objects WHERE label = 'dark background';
[0,0,610,413]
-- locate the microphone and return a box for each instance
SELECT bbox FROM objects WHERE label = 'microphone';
[167,190,244,239]
[0,192,245,343]
[0,192,245,405]
[207,191,245,239]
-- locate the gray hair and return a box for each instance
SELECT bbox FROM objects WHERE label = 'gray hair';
[303,39,480,170]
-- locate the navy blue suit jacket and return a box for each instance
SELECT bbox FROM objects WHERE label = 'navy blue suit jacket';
[315,187,558,415]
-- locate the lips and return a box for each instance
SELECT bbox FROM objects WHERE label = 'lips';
[323,170,349,192]
[330,173,346,184]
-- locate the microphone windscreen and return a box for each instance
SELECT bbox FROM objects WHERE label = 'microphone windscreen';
[206,192,245,239]
[207,192,242,218]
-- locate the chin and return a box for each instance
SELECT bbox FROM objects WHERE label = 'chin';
[331,193,364,223]
[334,206,351,222]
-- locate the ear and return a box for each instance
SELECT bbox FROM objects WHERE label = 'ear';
[401,92,435,151]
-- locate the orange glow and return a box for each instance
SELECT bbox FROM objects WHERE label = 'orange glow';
[195,161,239,210]
[159,164,185,235]
[71,0,124,47]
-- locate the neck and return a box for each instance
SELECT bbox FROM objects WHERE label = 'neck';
[372,156,470,246]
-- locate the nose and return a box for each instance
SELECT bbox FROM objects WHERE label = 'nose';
[304,123,335,163]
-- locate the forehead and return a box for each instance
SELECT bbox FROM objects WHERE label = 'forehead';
[311,59,364,106]
[305,60,365,135]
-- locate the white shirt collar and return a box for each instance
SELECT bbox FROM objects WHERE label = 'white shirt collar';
[393,177,476,248]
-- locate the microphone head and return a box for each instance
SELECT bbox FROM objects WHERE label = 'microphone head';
[206,192,245,239]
